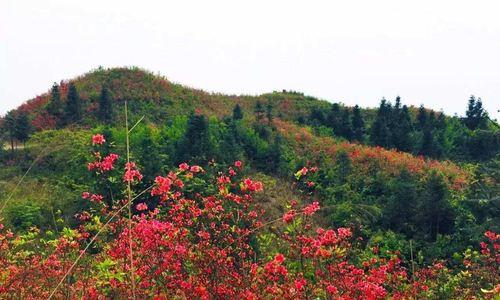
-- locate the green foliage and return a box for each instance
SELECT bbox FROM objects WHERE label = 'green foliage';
[98,85,114,124]
[64,83,82,124]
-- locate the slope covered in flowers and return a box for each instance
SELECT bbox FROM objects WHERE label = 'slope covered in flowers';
[0,135,497,299]
[275,119,470,191]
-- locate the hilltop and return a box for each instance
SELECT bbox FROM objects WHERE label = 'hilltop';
[14,67,336,130]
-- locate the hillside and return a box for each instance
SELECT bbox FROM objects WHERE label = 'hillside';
[0,67,498,298]
[15,67,335,130]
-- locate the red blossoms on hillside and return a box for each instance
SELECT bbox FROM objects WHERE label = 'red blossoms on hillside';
[124,162,143,183]
[91,134,106,145]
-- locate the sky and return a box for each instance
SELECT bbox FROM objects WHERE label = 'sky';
[1,0,499,119]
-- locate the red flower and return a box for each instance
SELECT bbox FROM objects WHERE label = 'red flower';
[190,165,202,173]
[124,162,143,183]
[274,253,285,264]
[234,161,242,168]
[136,203,148,211]
[91,134,106,145]
[179,163,189,171]
[302,201,320,216]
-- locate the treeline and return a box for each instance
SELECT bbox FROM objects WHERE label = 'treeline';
[305,96,499,161]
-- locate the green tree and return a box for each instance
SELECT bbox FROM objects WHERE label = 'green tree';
[370,99,391,148]
[254,101,264,122]
[3,111,17,150]
[98,85,113,124]
[326,103,341,132]
[14,112,32,146]
[419,127,435,157]
[392,104,413,152]
[266,101,274,125]
[415,171,455,241]
[464,95,487,130]
[383,169,417,236]
[47,83,62,123]
[176,113,212,164]
[339,108,353,140]
[351,105,365,142]
[417,104,427,131]
[232,103,243,120]
[64,83,82,124]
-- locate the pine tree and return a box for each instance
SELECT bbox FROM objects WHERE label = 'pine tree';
[417,104,427,130]
[310,107,325,126]
[3,111,17,151]
[392,105,413,152]
[47,83,62,120]
[464,95,487,130]
[339,108,353,140]
[327,103,341,132]
[415,171,455,240]
[14,112,31,146]
[64,83,82,124]
[351,105,365,142]
[98,85,113,124]
[419,127,435,157]
[266,101,274,125]
[383,169,417,236]
[232,104,243,120]
[254,101,264,122]
[370,99,391,147]
[176,113,212,164]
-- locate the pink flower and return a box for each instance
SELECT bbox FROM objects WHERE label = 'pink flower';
[283,210,295,223]
[300,167,308,176]
[90,194,103,203]
[82,192,90,199]
[179,163,189,171]
[136,203,148,211]
[124,162,143,183]
[190,165,202,173]
[302,201,320,216]
[234,161,242,168]
[274,253,285,264]
[91,134,106,145]
[294,278,307,291]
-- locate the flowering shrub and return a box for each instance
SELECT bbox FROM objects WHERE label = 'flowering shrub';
[0,134,497,299]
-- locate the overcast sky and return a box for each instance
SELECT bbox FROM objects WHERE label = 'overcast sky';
[1,0,499,118]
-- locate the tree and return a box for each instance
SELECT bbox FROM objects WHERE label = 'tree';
[419,127,435,157]
[14,112,31,146]
[392,105,413,152]
[417,105,427,130]
[47,83,62,123]
[309,107,325,126]
[176,113,212,164]
[464,95,486,130]
[370,99,391,148]
[3,111,17,151]
[326,103,341,132]
[383,169,417,236]
[415,171,455,241]
[339,108,353,140]
[232,104,243,120]
[98,85,113,124]
[254,101,264,122]
[266,101,273,125]
[351,105,365,142]
[64,83,82,124]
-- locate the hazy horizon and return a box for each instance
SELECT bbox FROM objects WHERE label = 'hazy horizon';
[1,0,499,118]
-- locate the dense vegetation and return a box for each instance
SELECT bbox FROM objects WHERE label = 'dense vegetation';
[0,67,498,298]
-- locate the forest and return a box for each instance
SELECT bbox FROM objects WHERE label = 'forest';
[0,67,498,299]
